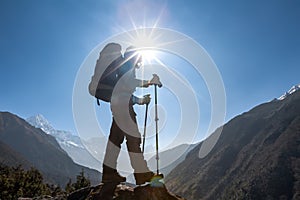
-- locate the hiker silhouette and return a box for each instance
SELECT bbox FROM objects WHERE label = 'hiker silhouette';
[95,45,163,186]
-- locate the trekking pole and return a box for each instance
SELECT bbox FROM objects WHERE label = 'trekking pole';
[154,85,160,175]
[142,95,150,153]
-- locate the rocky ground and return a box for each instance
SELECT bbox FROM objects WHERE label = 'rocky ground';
[67,183,186,200]
[17,183,186,200]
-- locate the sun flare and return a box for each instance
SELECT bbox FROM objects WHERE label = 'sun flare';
[139,50,157,63]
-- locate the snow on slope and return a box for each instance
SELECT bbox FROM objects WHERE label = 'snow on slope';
[278,84,300,100]
[26,114,84,149]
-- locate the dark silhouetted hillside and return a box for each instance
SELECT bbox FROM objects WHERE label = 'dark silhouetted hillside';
[166,91,300,200]
[0,112,101,186]
[148,143,198,176]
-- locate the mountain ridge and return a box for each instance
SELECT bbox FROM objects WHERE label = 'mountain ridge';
[166,90,300,199]
[0,112,101,187]
[26,114,103,171]
[278,83,300,100]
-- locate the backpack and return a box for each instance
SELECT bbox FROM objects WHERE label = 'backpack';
[88,43,124,105]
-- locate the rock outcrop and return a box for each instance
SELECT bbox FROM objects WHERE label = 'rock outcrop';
[67,183,186,200]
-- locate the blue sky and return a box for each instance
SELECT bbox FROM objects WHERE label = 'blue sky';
[1,0,300,146]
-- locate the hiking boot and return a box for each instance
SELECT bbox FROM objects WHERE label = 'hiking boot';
[102,172,126,183]
[134,171,155,185]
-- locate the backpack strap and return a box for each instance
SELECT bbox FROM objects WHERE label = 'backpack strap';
[97,99,100,106]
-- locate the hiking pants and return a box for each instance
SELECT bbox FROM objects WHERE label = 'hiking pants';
[103,103,150,174]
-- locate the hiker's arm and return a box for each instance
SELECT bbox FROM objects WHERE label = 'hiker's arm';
[135,74,163,88]
[135,79,151,88]
[132,95,151,105]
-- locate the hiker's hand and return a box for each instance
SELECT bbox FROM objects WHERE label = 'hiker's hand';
[149,74,162,88]
[132,95,151,105]
[142,94,151,105]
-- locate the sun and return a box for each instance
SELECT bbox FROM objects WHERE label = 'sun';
[139,50,157,64]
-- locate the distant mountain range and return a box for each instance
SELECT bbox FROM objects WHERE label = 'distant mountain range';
[26,114,103,171]
[0,112,101,186]
[26,114,197,184]
[2,83,299,198]
[166,87,300,199]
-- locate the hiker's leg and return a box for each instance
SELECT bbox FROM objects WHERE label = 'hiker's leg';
[126,105,149,172]
[126,132,149,172]
[126,106,154,184]
[126,132,154,184]
[103,118,125,174]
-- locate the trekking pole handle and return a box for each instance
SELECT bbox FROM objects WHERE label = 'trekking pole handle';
[150,74,162,88]
[143,94,151,105]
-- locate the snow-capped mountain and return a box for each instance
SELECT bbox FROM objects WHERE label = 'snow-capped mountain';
[26,114,84,149]
[27,114,56,135]
[278,84,300,100]
[26,114,102,171]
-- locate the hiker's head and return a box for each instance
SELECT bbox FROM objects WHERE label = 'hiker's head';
[124,46,143,69]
